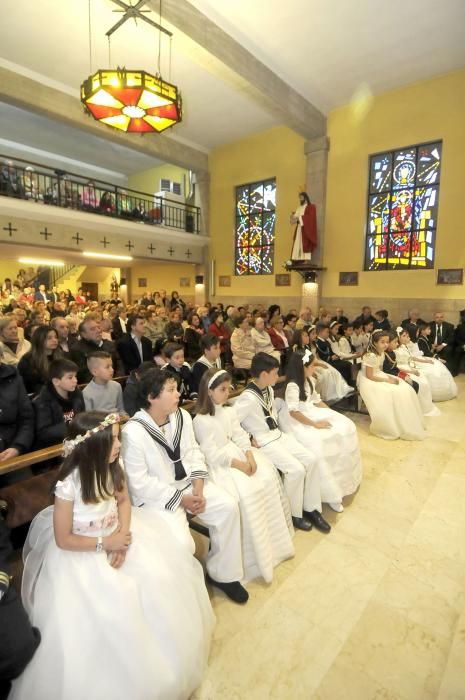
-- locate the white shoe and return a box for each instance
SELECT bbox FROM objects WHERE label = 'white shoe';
[328,502,344,513]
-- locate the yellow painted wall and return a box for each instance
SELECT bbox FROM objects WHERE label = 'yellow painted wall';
[128,164,189,196]
[129,261,196,302]
[0,260,25,284]
[324,68,465,300]
[209,125,306,298]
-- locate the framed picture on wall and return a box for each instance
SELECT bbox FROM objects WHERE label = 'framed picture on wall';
[275,273,290,286]
[137,278,147,288]
[179,277,191,287]
[219,275,231,287]
[437,269,463,285]
[339,271,359,286]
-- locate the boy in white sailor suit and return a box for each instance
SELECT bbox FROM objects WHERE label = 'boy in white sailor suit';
[121,367,248,604]
[234,353,331,533]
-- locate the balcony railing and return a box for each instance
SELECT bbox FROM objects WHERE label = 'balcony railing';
[0,155,201,234]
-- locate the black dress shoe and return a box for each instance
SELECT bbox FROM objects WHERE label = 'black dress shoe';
[304,510,331,533]
[292,516,312,531]
[206,574,249,604]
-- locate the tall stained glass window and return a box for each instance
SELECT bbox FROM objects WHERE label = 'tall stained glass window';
[235,178,276,275]
[365,142,441,270]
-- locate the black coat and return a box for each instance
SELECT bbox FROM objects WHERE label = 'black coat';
[0,364,34,455]
[0,516,41,694]
[116,334,153,375]
[33,382,85,448]
[71,338,122,383]
[163,363,196,402]
[429,321,455,346]
[401,318,425,342]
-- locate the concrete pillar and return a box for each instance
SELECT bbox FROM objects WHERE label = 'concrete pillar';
[195,171,210,300]
[301,279,321,318]
[304,136,330,269]
[195,171,210,237]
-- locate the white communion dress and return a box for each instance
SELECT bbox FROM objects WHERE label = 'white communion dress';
[393,345,441,415]
[401,343,458,402]
[193,405,294,583]
[10,468,215,700]
[357,352,426,441]
[279,381,362,505]
[310,353,353,403]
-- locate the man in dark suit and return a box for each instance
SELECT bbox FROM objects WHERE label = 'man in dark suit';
[112,308,128,342]
[116,315,153,375]
[429,311,456,374]
[46,286,59,304]
[33,284,48,303]
[331,307,349,325]
[71,317,122,383]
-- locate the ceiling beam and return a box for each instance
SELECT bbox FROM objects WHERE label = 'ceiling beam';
[0,66,208,173]
[146,0,326,139]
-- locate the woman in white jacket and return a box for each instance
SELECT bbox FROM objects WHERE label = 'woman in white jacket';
[251,317,280,361]
[231,317,255,369]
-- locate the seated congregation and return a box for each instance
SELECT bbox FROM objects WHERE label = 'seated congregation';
[0,285,462,699]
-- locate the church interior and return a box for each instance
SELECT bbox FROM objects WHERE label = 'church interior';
[0,1,465,698]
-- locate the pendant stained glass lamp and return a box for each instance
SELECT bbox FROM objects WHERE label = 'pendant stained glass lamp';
[81,68,182,133]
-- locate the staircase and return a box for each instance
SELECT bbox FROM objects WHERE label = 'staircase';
[54,265,86,293]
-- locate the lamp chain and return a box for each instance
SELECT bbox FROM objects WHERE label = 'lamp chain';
[108,35,112,68]
[157,0,162,75]
[88,0,93,73]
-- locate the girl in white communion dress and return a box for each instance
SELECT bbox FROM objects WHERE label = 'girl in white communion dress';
[357,330,426,441]
[396,325,457,402]
[10,411,214,700]
[279,350,362,513]
[193,368,294,583]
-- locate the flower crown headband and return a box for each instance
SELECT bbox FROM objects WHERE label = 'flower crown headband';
[63,413,120,457]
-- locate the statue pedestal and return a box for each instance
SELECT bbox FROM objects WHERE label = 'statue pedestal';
[284,261,325,312]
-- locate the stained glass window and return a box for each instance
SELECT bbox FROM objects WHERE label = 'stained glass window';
[235,178,276,275]
[365,142,441,270]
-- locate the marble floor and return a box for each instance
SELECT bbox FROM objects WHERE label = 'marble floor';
[192,377,465,700]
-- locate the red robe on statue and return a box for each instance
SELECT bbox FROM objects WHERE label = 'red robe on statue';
[301,203,318,253]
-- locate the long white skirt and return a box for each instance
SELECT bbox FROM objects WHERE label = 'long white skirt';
[208,451,294,583]
[314,362,353,403]
[358,372,426,441]
[398,367,441,416]
[10,507,215,700]
[280,407,362,504]
[414,359,458,402]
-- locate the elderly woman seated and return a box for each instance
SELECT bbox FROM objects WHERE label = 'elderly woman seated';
[0,315,31,366]
[231,316,255,370]
[251,316,281,362]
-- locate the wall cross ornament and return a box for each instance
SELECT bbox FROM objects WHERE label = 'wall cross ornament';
[147,243,156,255]
[72,232,83,245]
[100,236,110,248]
[2,222,17,237]
[185,249,192,259]
[168,246,175,257]
[40,227,52,240]
[125,240,134,251]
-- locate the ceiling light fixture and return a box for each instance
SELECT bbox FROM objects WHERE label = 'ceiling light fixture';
[18,258,65,266]
[80,0,182,134]
[83,252,133,261]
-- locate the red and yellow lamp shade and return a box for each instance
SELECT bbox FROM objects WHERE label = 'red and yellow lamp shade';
[80,68,182,133]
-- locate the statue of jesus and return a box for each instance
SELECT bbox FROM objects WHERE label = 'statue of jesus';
[290,192,317,261]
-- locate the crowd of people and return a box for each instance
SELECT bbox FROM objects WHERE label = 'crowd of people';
[0,282,463,699]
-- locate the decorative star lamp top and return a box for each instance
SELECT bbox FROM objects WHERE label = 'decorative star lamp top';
[81,68,182,133]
